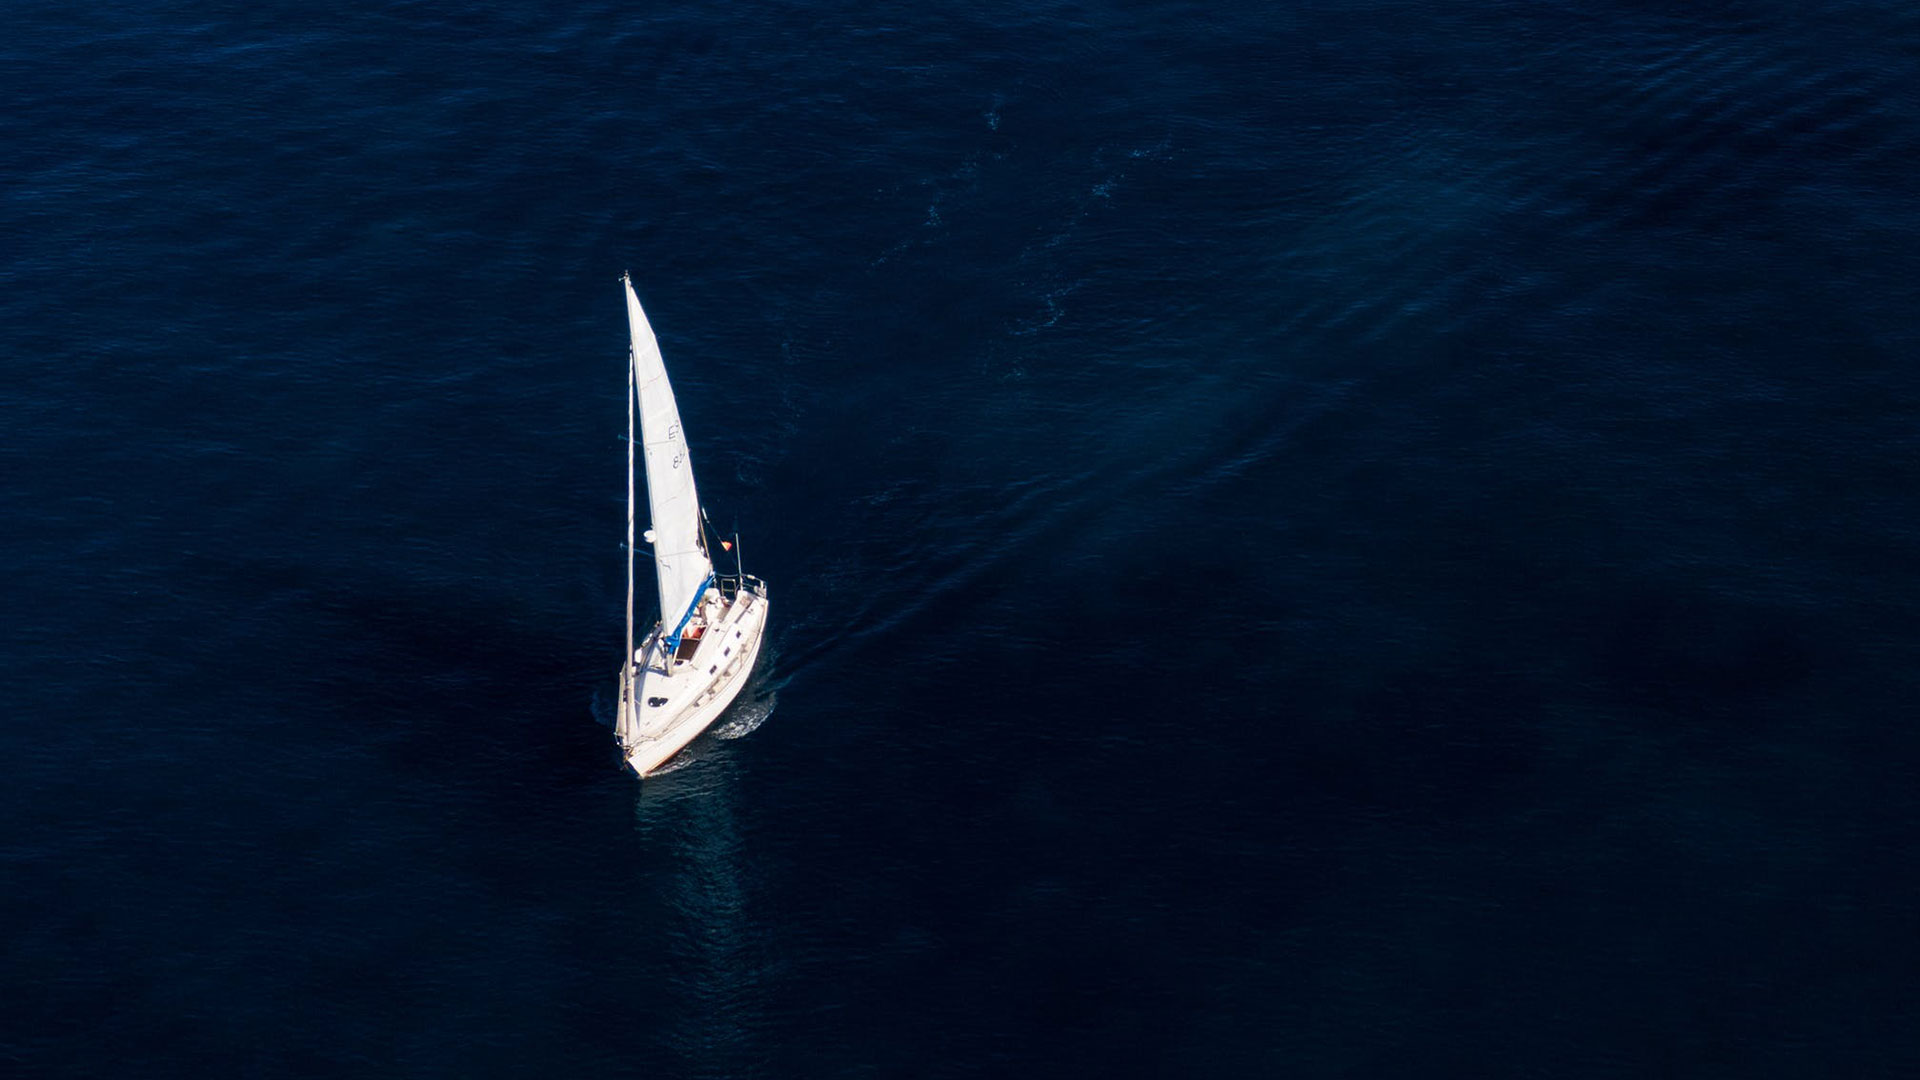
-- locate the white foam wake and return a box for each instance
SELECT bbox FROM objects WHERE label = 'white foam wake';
[713,689,777,740]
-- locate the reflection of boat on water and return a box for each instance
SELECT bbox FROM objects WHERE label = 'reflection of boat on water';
[614,273,769,777]
[632,753,765,1073]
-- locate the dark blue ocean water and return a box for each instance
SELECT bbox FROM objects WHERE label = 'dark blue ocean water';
[7,1,1920,1074]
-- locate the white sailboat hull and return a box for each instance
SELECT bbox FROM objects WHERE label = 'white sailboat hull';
[617,580,769,776]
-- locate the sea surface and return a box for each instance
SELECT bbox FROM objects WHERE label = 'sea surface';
[5,1,1919,1075]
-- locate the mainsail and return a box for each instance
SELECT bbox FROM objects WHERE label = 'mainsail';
[625,276,713,640]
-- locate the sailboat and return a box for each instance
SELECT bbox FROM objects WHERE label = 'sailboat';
[615,273,769,776]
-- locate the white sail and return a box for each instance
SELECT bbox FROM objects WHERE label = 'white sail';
[625,277,713,638]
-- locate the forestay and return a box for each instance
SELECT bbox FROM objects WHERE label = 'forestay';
[625,278,713,636]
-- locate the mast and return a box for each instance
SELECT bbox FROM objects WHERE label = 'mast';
[618,290,641,745]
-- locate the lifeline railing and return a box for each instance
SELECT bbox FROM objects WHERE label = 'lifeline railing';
[715,573,766,600]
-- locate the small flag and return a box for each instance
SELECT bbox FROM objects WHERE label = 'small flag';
[721,540,733,551]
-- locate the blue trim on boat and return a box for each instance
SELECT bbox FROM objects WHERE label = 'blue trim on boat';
[663,571,716,655]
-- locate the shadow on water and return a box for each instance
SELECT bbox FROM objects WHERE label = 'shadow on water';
[215,546,787,785]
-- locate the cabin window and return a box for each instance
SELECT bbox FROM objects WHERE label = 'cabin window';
[646,697,667,708]
[708,665,717,675]
[724,647,731,656]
